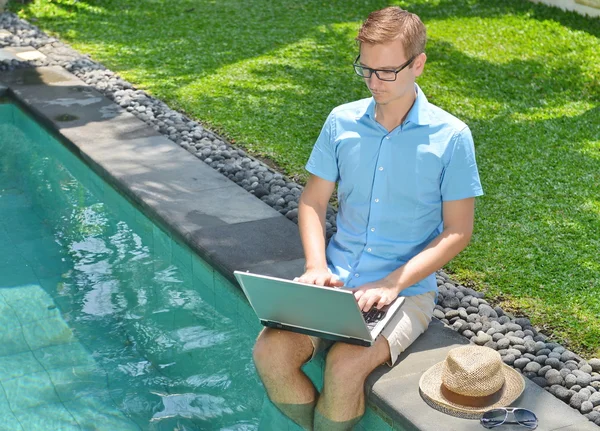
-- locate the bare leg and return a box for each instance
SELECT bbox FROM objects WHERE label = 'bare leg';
[253,328,317,430]
[314,336,390,431]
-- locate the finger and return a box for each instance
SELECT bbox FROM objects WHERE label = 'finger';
[364,295,379,312]
[353,289,364,300]
[314,275,329,286]
[329,278,344,287]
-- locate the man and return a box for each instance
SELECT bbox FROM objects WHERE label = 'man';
[253,6,483,431]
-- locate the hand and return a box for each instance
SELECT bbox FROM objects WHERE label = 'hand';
[352,278,400,312]
[294,268,344,287]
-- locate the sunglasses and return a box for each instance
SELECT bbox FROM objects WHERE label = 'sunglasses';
[480,408,538,429]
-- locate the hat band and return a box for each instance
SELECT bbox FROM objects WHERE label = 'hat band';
[440,383,504,408]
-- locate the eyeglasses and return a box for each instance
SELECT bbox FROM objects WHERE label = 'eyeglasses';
[352,54,417,81]
[480,408,538,429]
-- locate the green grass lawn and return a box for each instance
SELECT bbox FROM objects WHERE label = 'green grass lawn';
[10,0,600,356]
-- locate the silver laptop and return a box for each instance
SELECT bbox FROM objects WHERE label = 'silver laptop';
[233,271,405,347]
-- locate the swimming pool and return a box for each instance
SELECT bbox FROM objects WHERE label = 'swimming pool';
[0,100,393,430]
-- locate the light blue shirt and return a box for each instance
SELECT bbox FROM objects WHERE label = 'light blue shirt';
[305,84,483,296]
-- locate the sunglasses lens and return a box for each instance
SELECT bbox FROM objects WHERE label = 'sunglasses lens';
[481,409,507,428]
[514,409,538,429]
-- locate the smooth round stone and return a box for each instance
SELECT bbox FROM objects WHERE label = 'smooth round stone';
[553,346,567,354]
[466,306,479,314]
[524,362,542,373]
[524,353,536,361]
[474,332,492,345]
[581,401,594,414]
[537,348,552,356]
[515,317,531,327]
[561,368,573,378]
[565,362,578,371]
[573,370,592,387]
[550,385,572,402]
[508,336,525,346]
[433,309,445,320]
[589,359,600,372]
[492,333,505,342]
[524,340,537,353]
[570,392,587,409]
[533,341,547,353]
[478,304,497,318]
[514,330,525,338]
[547,375,564,386]
[507,348,523,358]
[497,315,510,324]
[580,388,592,400]
[497,338,511,349]
[535,355,549,364]
[484,341,498,350]
[586,411,600,423]
[486,327,498,336]
[512,345,528,353]
[546,358,561,369]
[506,323,522,332]
[467,314,479,323]
[561,350,577,362]
[458,307,468,320]
[462,330,475,338]
[590,392,600,407]
[565,374,578,388]
[531,377,547,388]
[538,365,552,377]
[471,322,483,333]
[580,364,594,374]
[549,352,562,359]
[514,358,531,369]
[503,354,516,366]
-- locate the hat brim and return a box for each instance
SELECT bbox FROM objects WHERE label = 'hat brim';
[418,360,525,420]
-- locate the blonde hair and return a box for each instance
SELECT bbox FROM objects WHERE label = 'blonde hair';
[356,7,426,60]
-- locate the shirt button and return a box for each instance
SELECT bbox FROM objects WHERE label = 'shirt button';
[374,198,379,203]
[367,248,372,252]
[370,227,375,232]
[354,273,360,277]
[385,136,390,140]
[378,167,384,171]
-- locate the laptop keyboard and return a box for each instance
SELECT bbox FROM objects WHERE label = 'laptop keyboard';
[362,308,387,330]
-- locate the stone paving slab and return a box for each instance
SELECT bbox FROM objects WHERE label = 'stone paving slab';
[366,319,596,431]
[0,46,46,61]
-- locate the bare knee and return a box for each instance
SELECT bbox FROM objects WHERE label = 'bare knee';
[253,329,313,375]
[324,343,373,384]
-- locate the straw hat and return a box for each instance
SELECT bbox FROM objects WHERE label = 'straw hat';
[419,345,525,419]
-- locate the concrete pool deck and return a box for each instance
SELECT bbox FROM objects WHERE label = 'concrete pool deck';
[1,65,597,431]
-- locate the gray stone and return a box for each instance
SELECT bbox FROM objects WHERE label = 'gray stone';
[565,374,578,388]
[590,392,600,407]
[497,338,510,350]
[535,355,548,365]
[570,392,587,409]
[474,332,492,345]
[508,336,525,346]
[503,354,516,366]
[550,385,572,402]
[531,377,547,388]
[561,350,577,362]
[589,358,600,372]
[524,361,542,373]
[478,304,497,318]
[514,358,531,369]
[581,401,594,414]
[538,365,552,377]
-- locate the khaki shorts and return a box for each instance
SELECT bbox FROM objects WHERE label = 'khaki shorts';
[308,290,436,367]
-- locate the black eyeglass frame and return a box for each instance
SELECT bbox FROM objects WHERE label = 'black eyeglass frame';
[480,407,538,430]
[353,54,418,81]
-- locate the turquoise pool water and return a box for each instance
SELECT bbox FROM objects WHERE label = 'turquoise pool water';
[0,101,394,431]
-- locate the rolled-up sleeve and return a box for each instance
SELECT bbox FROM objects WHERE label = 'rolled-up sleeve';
[305,112,339,183]
[440,127,484,201]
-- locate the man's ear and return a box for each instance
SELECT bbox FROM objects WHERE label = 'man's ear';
[413,52,427,77]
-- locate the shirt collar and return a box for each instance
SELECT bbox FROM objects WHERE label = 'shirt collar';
[357,83,430,126]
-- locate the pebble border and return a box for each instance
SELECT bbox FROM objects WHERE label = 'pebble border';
[1,12,599,427]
